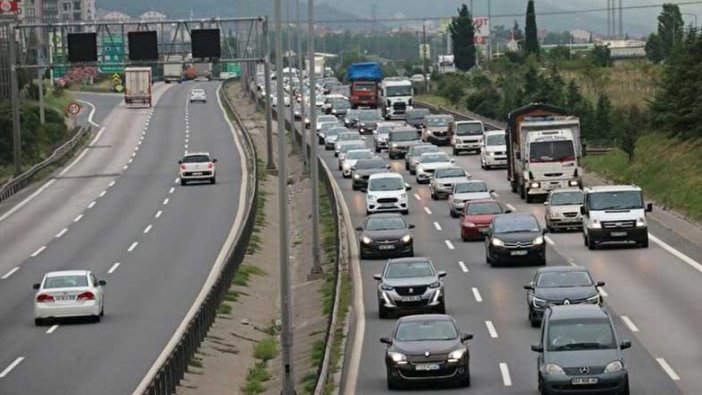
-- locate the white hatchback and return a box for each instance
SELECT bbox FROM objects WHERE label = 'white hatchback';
[366,173,411,215]
[33,270,106,325]
[189,88,207,103]
[179,152,218,185]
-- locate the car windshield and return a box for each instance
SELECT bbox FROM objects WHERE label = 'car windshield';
[359,111,382,121]
[587,191,643,210]
[390,131,417,141]
[345,110,360,120]
[369,177,404,191]
[183,155,210,163]
[494,216,540,233]
[537,271,593,288]
[455,123,483,136]
[529,140,576,162]
[410,146,439,156]
[355,159,386,169]
[466,202,503,215]
[486,133,506,146]
[326,128,344,137]
[406,109,430,121]
[435,168,465,178]
[547,318,616,351]
[44,275,88,289]
[427,117,452,126]
[395,320,457,342]
[318,116,337,124]
[420,154,449,163]
[338,133,362,141]
[341,143,366,153]
[353,82,376,91]
[321,123,341,132]
[376,126,393,136]
[551,191,583,206]
[385,261,434,278]
[455,182,488,193]
[367,217,406,231]
[333,100,351,109]
[346,150,374,160]
[385,85,412,97]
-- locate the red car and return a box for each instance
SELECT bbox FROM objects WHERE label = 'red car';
[460,199,511,241]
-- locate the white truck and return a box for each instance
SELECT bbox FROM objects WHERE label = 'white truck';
[193,62,212,80]
[379,77,414,120]
[451,120,484,155]
[163,55,184,83]
[438,55,456,74]
[124,67,152,107]
[507,104,582,203]
[305,56,326,78]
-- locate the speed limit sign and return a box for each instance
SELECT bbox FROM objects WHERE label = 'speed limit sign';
[66,102,81,118]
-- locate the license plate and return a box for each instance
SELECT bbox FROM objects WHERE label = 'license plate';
[192,172,203,176]
[511,250,528,256]
[572,377,598,385]
[378,245,395,250]
[401,296,422,302]
[55,296,76,301]
[611,231,627,237]
[415,363,440,371]
[380,204,395,208]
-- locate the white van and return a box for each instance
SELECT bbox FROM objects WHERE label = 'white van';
[480,129,507,169]
[366,173,411,215]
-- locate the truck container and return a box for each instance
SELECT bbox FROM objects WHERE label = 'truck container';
[346,62,383,109]
[506,103,582,202]
[124,67,152,107]
[163,55,184,83]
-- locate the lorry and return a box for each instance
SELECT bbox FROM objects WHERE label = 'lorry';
[163,55,184,83]
[437,54,456,74]
[193,62,212,80]
[346,62,383,109]
[379,77,414,120]
[506,103,582,203]
[124,67,152,107]
[305,55,325,78]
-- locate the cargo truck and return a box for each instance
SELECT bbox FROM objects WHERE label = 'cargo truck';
[124,67,152,107]
[305,56,325,78]
[347,62,383,109]
[163,55,184,83]
[193,62,212,80]
[506,103,582,203]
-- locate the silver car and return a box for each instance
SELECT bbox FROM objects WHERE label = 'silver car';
[448,180,493,217]
[324,127,346,150]
[374,122,403,153]
[405,144,440,174]
[544,188,584,231]
[430,166,471,200]
[373,257,447,318]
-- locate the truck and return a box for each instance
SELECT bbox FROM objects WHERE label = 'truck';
[506,103,582,203]
[346,62,383,109]
[379,77,414,120]
[193,62,212,80]
[124,67,152,107]
[437,54,456,74]
[305,56,325,78]
[163,55,184,83]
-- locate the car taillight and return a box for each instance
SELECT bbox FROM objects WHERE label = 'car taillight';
[77,292,95,301]
[36,294,54,302]
[180,164,187,170]
[207,162,214,169]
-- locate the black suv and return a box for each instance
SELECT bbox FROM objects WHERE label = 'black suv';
[532,305,631,395]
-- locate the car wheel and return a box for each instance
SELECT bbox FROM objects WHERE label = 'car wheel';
[526,192,534,203]
[587,236,597,250]
[640,236,649,248]
[430,191,436,200]
[406,247,414,257]
[410,169,416,175]
[621,380,630,395]
[519,183,526,200]
[379,304,389,319]
[435,301,446,314]
[360,250,369,260]
[180,179,187,186]
[211,177,216,184]
[405,162,409,170]
[34,318,44,326]
[401,210,409,215]
[452,148,458,156]
[486,248,493,265]
[386,370,401,389]
[529,311,540,328]
[540,257,547,266]
[449,209,457,218]
[375,147,381,153]
[352,184,359,191]
[93,315,101,323]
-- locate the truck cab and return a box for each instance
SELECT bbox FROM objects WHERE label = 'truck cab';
[379,77,414,120]
[347,62,383,109]
[451,120,484,155]
[581,185,652,250]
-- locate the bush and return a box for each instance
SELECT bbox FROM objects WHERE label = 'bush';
[253,337,278,361]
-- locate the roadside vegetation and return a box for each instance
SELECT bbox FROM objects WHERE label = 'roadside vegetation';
[241,328,280,395]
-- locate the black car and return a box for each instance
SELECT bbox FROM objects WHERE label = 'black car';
[406,108,431,131]
[344,109,362,128]
[532,305,631,395]
[524,266,604,327]
[351,158,391,191]
[329,98,351,117]
[485,213,548,266]
[381,314,472,389]
[373,257,446,317]
[357,109,383,134]
[357,214,414,258]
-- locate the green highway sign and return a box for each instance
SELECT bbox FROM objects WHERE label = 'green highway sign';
[99,36,125,74]
[226,62,241,77]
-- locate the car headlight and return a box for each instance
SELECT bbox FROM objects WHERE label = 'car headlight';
[353,174,361,180]
[380,283,394,291]
[586,294,601,304]
[488,151,496,156]
[362,236,373,245]
[448,347,467,362]
[532,297,547,307]
[533,236,544,245]
[591,219,602,229]
[463,222,476,228]
[367,194,377,201]
[604,360,624,373]
[530,182,541,189]
[492,238,505,247]
[391,143,398,148]
[569,180,580,187]
[400,193,407,200]
[636,217,646,227]
[541,363,565,375]
[388,351,407,364]
[401,234,412,243]
[428,281,441,289]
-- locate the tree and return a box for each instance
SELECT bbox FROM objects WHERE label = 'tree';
[594,94,614,141]
[542,31,572,45]
[657,3,684,61]
[590,44,612,67]
[449,4,476,71]
[615,105,646,161]
[524,0,540,59]
[513,20,524,50]
[645,33,664,62]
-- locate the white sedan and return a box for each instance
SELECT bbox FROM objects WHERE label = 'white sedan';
[189,88,207,103]
[415,152,454,184]
[179,152,218,185]
[339,149,375,177]
[34,270,106,325]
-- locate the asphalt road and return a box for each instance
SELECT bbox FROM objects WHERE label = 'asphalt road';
[283,108,699,394]
[0,81,244,394]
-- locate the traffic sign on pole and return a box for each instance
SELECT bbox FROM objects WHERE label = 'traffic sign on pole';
[66,102,81,118]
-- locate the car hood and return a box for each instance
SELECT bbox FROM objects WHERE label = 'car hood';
[367,190,405,199]
[463,214,495,225]
[384,275,436,288]
[355,168,387,177]
[418,162,452,171]
[545,349,621,369]
[494,231,541,243]
[392,339,461,356]
[364,229,409,240]
[454,192,491,201]
[534,286,598,301]
[549,204,582,214]
[589,209,644,222]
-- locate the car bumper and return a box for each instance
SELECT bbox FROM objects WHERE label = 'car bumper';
[361,242,413,258]
[352,177,369,189]
[388,148,410,158]
[428,135,450,145]
[342,166,353,176]
[489,245,546,264]
[529,179,582,195]
[461,225,489,240]
[431,185,452,198]
[484,155,507,167]
[35,300,100,319]
[416,172,432,182]
[542,371,628,395]
[587,227,648,243]
[548,217,584,229]
[366,201,408,213]
[180,171,215,180]
[388,359,469,383]
[324,141,337,150]
[453,142,481,151]
[375,141,388,149]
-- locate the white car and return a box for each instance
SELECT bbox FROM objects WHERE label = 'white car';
[415,152,454,184]
[448,180,493,217]
[189,88,207,103]
[430,166,471,200]
[179,152,218,185]
[340,149,375,177]
[334,132,365,156]
[33,270,106,325]
[480,130,508,169]
[366,173,411,215]
[316,115,339,133]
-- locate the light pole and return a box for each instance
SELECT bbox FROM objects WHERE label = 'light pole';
[263,17,276,171]
[286,0,297,154]
[308,0,322,276]
[296,0,307,171]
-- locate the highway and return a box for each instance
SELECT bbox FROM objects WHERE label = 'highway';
[0,81,246,394]
[284,108,699,394]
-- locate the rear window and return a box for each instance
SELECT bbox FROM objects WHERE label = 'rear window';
[547,318,616,351]
[44,275,89,289]
[183,155,210,163]
[406,109,430,120]
[466,202,502,215]
[389,130,417,141]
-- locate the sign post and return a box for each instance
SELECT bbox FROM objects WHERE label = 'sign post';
[66,102,81,128]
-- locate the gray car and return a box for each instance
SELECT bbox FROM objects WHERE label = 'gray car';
[323,127,346,150]
[405,144,441,174]
[430,166,471,200]
[356,214,415,259]
[388,127,422,159]
[532,305,631,395]
[374,257,446,318]
[544,188,584,232]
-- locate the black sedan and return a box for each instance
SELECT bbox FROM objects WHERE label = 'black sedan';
[381,314,472,389]
[351,158,391,191]
[373,257,446,318]
[356,214,414,259]
[357,109,383,134]
[524,266,604,327]
[485,213,548,266]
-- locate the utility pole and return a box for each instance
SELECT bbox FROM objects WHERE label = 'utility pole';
[606,0,611,39]
[274,0,296,393]
[263,17,276,171]
[487,0,492,61]
[296,0,307,171]
[422,20,429,92]
[618,0,623,39]
[286,0,297,154]
[308,0,322,277]
[9,18,22,175]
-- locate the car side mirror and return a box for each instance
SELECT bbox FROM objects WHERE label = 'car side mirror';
[489,189,495,194]
[450,158,456,163]
[405,183,412,191]
[33,283,40,290]
[531,344,543,352]
[505,209,512,214]
[355,226,363,232]
[386,164,391,169]
[542,229,549,235]
[523,284,534,290]
[98,280,107,286]
[437,271,447,278]
[408,224,415,229]
[380,337,392,345]
[177,160,183,164]
[461,333,473,342]
[212,158,218,163]
[620,340,632,350]
[646,203,653,212]
[373,274,382,281]
[596,281,605,287]
[580,206,586,215]
[543,201,549,206]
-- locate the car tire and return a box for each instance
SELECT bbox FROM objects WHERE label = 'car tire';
[431,191,437,200]
[360,250,369,260]
[401,210,409,215]
[352,184,359,191]
[621,380,630,395]
[92,315,101,323]
[405,162,409,170]
[375,147,381,153]
[181,179,187,186]
[211,177,216,184]
[529,311,540,328]
[526,192,534,203]
[34,318,44,326]
[587,236,597,250]
[435,301,446,314]
[406,247,414,257]
[452,148,458,156]
[486,248,493,265]
[449,209,457,218]
[640,236,649,248]
[386,371,401,390]
[379,304,389,319]
[410,169,416,175]
[519,183,526,200]
[539,257,547,266]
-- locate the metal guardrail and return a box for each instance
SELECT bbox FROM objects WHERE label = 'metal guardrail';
[0,125,90,203]
[141,79,258,395]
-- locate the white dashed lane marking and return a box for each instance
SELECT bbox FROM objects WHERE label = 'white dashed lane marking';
[499,363,512,386]
[444,240,455,250]
[128,242,139,252]
[506,203,516,212]
[656,358,680,381]
[544,235,555,245]
[30,246,46,257]
[0,357,25,378]
[143,225,153,234]
[108,262,121,274]
[485,320,499,338]
[621,316,639,333]
[458,261,468,272]
[424,207,432,215]
[414,193,421,201]
[46,325,59,334]
[433,222,442,231]
[471,287,483,302]
[73,214,83,223]
[55,228,68,238]
[155,210,163,218]
[1,267,20,280]
[87,201,96,209]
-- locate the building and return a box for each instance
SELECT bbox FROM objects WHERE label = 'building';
[23,0,96,23]
[570,29,591,43]
[99,11,131,22]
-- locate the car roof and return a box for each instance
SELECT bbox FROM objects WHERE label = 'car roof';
[585,185,641,193]
[550,187,582,194]
[397,314,453,323]
[346,149,372,154]
[368,172,402,179]
[419,152,448,157]
[46,270,89,277]
[184,152,210,157]
[536,265,588,274]
[427,114,453,119]
[367,213,403,219]
[456,179,486,184]
[390,126,419,132]
[547,305,610,321]
[456,120,483,124]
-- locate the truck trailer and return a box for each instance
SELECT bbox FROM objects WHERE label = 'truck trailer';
[124,67,152,107]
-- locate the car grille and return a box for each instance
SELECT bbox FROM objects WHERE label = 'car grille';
[401,366,457,379]
[424,169,436,174]
[432,131,448,137]
[563,212,579,218]
[407,353,449,363]
[184,171,212,176]
[442,183,453,188]
[395,286,427,296]
[563,366,606,376]
[393,102,407,111]
[492,151,504,155]
[544,172,564,177]
[602,220,636,229]
[375,238,401,245]
[503,241,534,248]
[377,197,398,204]
[361,175,370,180]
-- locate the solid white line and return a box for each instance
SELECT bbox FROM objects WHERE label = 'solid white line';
[46,325,59,334]
[424,207,432,215]
[1,267,20,280]
[656,358,681,381]
[0,357,25,378]
[108,180,116,187]
[485,320,499,338]
[621,316,639,333]
[31,246,47,257]
[568,258,577,266]
[76,99,100,127]
[499,363,513,386]
[73,214,83,222]
[599,288,609,297]
[506,203,516,212]
[458,261,468,272]
[143,224,153,234]
[650,234,702,274]
[414,193,421,201]
[472,287,483,302]
[108,262,121,274]
[544,235,555,245]
[155,210,163,218]
[433,222,442,231]
[169,187,175,194]
[99,190,106,197]
[127,242,138,252]
[87,201,96,209]
[445,240,455,250]
[163,198,169,205]
[55,228,69,238]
